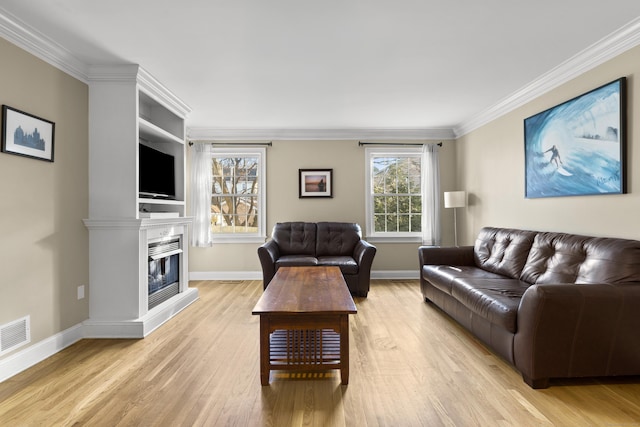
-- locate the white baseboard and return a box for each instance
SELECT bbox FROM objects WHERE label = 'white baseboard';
[0,323,84,383]
[371,270,420,279]
[84,287,199,338]
[190,271,262,281]
[190,270,419,281]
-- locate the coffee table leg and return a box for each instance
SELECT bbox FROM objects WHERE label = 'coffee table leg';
[340,315,349,385]
[260,317,270,386]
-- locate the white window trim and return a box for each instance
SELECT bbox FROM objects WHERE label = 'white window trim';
[364,146,423,242]
[210,147,266,244]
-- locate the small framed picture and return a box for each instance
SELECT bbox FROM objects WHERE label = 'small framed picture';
[1,105,55,162]
[299,169,333,198]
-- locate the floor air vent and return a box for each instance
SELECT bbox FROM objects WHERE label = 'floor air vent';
[0,316,31,356]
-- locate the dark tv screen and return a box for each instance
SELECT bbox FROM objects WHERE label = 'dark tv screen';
[139,144,176,199]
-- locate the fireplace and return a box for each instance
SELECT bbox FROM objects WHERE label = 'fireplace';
[148,238,182,309]
[83,217,198,338]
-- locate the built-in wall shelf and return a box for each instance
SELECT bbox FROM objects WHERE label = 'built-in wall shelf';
[85,65,197,338]
[139,118,185,146]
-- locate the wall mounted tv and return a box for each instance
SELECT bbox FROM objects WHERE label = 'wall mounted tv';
[139,143,176,199]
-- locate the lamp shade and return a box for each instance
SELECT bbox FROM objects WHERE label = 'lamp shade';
[444,191,466,208]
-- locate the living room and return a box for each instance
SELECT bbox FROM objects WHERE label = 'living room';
[1,2,640,425]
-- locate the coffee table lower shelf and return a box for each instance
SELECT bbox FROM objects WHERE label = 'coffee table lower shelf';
[270,328,341,369]
[258,314,351,385]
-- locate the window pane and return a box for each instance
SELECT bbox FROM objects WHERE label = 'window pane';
[387,196,398,212]
[411,196,422,213]
[386,214,398,232]
[398,215,410,232]
[411,214,422,232]
[211,222,223,233]
[373,196,386,214]
[397,196,410,214]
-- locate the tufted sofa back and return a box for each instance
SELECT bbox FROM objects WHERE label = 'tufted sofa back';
[316,222,362,256]
[272,222,317,255]
[520,232,640,285]
[474,226,640,285]
[474,227,537,279]
[271,221,362,257]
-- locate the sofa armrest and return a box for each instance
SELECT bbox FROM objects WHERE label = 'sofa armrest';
[354,240,376,268]
[257,240,280,289]
[418,245,475,267]
[353,240,377,296]
[514,282,640,388]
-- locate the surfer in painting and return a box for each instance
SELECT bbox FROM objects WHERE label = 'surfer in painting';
[544,145,563,168]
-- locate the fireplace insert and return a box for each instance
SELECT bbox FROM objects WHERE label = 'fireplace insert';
[148,238,181,309]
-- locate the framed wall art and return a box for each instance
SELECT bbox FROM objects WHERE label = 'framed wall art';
[1,105,55,162]
[299,169,333,198]
[524,77,626,198]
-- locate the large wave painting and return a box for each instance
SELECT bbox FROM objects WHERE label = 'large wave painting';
[524,78,626,198]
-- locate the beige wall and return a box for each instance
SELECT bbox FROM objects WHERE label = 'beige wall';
[0,38,89,357]
[189,139,457,274]
[456,45,640,244]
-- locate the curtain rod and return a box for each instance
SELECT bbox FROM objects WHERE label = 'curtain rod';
[188,140,272,147]
[358,141,442,147]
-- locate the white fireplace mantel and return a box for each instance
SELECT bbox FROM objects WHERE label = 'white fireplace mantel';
[83,217,198,338]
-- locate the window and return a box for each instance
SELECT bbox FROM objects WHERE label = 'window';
[210,147,266,242]
[365,147,423,242]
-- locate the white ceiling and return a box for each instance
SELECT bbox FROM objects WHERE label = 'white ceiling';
[1,1,640,138]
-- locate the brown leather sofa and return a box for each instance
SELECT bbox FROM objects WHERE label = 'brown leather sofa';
[258,222,377,297]
[419,226,640,388]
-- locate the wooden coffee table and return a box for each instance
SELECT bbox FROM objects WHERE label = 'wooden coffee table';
[252,266,357,385]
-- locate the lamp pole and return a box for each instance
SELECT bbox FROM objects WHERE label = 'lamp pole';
[453,206,459,247]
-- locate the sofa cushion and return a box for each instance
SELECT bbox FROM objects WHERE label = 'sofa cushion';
[474,227,537,279]
[316,222,361,256]
[317,256,358,275]
[275,255,318,268]
[272,222,317,256]
[521,232,640,285]
[451,278,532,333]
[422,265,510,295]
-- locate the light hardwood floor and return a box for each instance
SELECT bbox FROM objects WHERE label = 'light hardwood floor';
[1,279,639,426]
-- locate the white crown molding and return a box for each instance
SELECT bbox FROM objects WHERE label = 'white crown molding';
[87,64,141,82]
[137,67,192,117]
[0,7,88,82]
[454,16,640,137]
[87,65,192,117]
[186,127,456,141]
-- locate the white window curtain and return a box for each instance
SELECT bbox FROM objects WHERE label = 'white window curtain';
[421,143,441,246]
[190,143,213,247]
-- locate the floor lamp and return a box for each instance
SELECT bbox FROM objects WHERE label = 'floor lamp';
[444,191,466,247]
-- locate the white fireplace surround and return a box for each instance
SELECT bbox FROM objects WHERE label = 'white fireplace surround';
[83,217,198,338]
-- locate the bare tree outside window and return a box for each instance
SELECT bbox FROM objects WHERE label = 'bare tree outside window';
[211,155,260,233]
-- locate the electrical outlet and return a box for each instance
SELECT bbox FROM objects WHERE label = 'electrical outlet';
[77,285,85,300]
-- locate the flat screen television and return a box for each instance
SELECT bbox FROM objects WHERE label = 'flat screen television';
[139,144,176,199]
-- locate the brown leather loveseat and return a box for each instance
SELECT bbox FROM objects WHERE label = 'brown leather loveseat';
[258,222,376,297]
[419,226,640,388]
